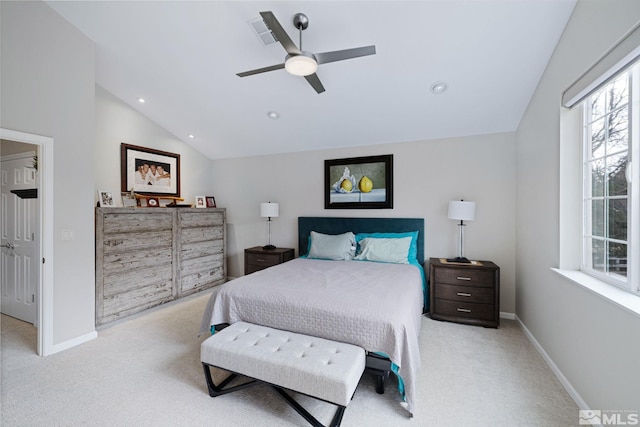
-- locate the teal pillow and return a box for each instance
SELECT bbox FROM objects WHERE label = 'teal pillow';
[355,231,419,262]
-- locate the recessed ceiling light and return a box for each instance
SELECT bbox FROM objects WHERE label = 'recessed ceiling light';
[267,111,279,119]
[188,134,195,139]
[430,81,448,94]
[138,98,146,103]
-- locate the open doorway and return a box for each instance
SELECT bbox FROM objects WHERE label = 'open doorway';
[1,128,54,356]
[1,141,39,321]
[1,139,39,352]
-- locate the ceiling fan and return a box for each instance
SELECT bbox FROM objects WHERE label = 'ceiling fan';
[237,11,376,94]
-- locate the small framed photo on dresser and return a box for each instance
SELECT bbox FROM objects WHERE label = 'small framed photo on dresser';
[205,196,216,208]
[195,196,206,208]
[98,190,115,207]
[121,192,137,208]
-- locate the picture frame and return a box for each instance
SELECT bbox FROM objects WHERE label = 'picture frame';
[205,196,217,208]
[98,189,116,207]
[195,195,206,208]
[121,143,180,198]
[146,197,160,208]
[121,191,137,208]
[325,154,393,209]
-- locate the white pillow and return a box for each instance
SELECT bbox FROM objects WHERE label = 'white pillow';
[354,236,412,264]
[307,231,356,261]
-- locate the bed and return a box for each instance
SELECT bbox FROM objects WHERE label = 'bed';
[200,217,425,415]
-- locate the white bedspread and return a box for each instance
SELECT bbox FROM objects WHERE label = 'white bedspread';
[200,258,423,414]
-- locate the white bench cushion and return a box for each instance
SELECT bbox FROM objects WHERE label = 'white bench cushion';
[201,322,365,407]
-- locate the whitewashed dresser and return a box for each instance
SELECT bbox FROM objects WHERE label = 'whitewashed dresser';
[95,207,226,325]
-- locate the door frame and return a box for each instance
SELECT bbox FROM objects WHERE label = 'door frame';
[1,128,54,356]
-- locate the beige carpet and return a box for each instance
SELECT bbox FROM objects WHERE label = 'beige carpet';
[1,292,578,426]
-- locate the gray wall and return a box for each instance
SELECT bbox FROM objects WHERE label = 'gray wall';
[211,132,518,314]
[1,1,96,346]
[516,0,640,410]
[95,85,216,205]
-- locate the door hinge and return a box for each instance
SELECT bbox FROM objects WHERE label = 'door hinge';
[42,257,45,264]
[32,294,35,303]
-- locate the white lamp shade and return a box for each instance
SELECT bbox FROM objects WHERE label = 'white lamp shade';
[448,200,476,221]
[260,202,279,218]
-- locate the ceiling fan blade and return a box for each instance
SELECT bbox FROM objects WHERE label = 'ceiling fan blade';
[315,45,376,65]
[260,11,301,56]
[237,63,285,77]
[304,73,325,94]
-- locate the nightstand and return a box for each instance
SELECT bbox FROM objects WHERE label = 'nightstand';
[244,246,295,274]
[429,257,500,328]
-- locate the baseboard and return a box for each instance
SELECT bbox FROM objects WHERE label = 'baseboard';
[50,330,98,355]
[500,311,516,320]
[515,315,590,411]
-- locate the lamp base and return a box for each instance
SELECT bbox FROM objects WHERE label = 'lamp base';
[446,257,471,263]
[262,244,276,250]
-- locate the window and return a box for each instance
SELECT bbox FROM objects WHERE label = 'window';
[582,64,639,295]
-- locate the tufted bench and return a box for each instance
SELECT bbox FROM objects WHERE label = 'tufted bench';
[201,322,365,427]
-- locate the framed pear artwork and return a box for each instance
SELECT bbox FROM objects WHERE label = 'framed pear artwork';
[324,155,393,209]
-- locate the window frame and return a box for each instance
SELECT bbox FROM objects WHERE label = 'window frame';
[581,63,640,296]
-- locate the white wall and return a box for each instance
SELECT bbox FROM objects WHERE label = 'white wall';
[516,0,640,410]
[212,132,517,314]
[95,85,215,204]
[1,1,96,345]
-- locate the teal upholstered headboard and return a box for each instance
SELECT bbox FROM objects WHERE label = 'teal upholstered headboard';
[298,217,425,265]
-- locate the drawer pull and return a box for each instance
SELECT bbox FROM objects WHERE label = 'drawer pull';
[456,276,472,281]
[457,292,472,297]
[256,258,266,262]
[457,308,472,313]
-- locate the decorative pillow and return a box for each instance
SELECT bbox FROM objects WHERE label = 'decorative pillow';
[355,231,419,262]
[307,231,356,261]
[354,236,413,264]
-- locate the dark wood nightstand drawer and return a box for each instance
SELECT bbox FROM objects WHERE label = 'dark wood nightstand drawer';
[434,284,494,304]
[246,252,282,268]
[435,268,494,287]
[434,299,496,321]
[244,247,295,275]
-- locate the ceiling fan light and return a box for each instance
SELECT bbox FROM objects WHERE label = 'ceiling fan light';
[285,53,318,76]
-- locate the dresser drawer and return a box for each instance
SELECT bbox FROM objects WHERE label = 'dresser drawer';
[246,252,282,268]
[434,284,494,304]
[434,299,495,321]
[435,268,494,287]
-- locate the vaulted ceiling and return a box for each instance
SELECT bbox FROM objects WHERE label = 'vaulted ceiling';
[47,1,576,160]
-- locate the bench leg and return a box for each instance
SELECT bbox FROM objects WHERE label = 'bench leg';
[271,386,347,427]
[202,363,259,397]
[203,363,350,427]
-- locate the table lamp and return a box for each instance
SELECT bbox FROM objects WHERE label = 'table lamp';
[260,202,279,250]
[447,199,476,263]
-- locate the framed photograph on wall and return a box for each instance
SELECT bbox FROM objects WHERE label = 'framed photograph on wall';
[205,196,216,208]
[325,154,393,209]
[121,143,180,198]
[195,196,206,208]
[98,189,115,207]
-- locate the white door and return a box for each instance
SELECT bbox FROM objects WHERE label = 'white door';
[1,153,38,324]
